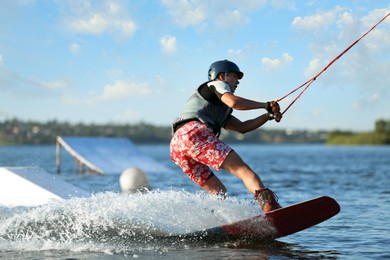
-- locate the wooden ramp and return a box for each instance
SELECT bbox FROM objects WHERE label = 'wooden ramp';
[0,167,88,207]
[56,136,171,174]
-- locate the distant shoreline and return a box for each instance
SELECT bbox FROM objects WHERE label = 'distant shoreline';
[0,118,389,145]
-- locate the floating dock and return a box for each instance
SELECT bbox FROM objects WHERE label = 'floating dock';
[56,136,171,174]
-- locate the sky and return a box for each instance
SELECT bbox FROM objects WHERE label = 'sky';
[0,0,389,132]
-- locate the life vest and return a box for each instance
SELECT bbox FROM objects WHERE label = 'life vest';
[172,80,233,136]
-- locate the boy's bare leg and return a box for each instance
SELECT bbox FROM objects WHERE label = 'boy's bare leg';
[221,151,264,195]
[201,174,227,196]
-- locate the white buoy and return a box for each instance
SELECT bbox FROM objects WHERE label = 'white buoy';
[119,168,150,193]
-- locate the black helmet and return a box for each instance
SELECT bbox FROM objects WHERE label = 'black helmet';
[208,59,244,80]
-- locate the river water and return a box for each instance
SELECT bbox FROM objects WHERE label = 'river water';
[0,144,389,259]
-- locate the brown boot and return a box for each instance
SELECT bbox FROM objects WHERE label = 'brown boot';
[255,188,282,213]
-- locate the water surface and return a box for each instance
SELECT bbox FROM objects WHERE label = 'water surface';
[0,144,389,259]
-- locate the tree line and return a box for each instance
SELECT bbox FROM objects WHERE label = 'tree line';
[0,118,327,145]
[326,119,390,145]
[0,118,389,145]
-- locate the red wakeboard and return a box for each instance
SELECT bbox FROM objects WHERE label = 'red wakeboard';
[188,196,340,239]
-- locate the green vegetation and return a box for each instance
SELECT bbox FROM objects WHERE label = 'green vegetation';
[1,118,389,145]
[326,119,390,145]
[0,118,326,145]
[0,119,171,145]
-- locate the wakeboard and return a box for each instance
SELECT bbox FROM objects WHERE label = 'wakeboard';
[188,196,340,239]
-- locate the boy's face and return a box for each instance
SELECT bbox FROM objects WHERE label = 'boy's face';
[225,72,240,93]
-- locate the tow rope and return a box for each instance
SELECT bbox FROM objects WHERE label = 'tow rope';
[276,11,390,116]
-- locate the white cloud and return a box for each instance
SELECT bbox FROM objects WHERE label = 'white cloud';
[62,80,154,108]
[62,94,83,106]
[117,20,136,38]
[0,63,67,95]
[0,54,3,66]
[361,9,390,51]
[292,8,339,32]
[160,35,177,55]
[69,42,80,54]
[106,68,123,79]
[39,80,67,90]
[361,8,390,27]
[215,9,249,29]
[262,53,293,72]
[68,14,107,34]
[112,109,142,123]
[160,0,206,27]
[296,7,390,105]
[161,0,266,31]
[271,0,296,10]
[304,58,321,78]
[64,1,136,38]
[353,93,380,110]
[106,1,121,14]
[91,80,152,103]
[228,49,243,55]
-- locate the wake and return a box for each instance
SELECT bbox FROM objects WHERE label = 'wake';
[0,190,268,253]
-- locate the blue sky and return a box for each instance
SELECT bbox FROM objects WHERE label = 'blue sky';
[0,0,389,131]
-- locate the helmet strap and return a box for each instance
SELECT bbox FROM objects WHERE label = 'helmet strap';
[223,72,228,82]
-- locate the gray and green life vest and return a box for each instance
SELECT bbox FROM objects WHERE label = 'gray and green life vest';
[172,80,233,136]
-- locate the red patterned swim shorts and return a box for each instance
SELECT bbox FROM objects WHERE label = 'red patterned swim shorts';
[170,121,232,186]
